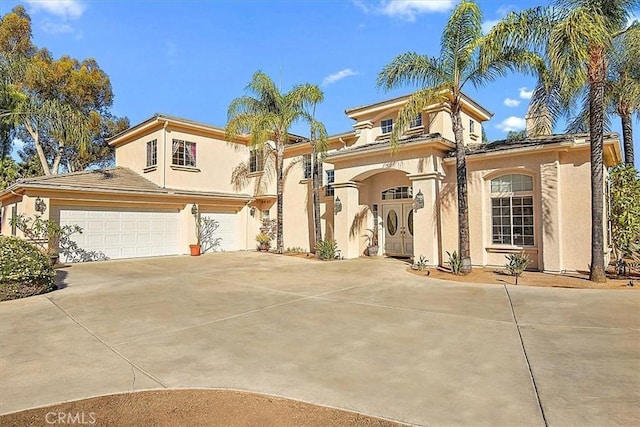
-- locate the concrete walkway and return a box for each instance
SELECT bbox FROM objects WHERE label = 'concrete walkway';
[1,252,638,426]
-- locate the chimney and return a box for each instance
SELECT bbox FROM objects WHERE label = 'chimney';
[525,101,552,137]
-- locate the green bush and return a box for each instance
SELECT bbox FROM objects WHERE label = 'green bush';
[0,236,56,301]
[412,255,429,271]
[315,239,338,260]
[446,250,462,275]
[505,252,532,285]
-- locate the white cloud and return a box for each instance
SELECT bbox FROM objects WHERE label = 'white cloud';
[41,19,73,34]
[496,116,527,132]
[353,0,454,22]
[503,98,520,107]
[322,69,358,86]
[481,4,516,34]
[519,87,533,99]
[26,0,86,19]
[481,19,500,34]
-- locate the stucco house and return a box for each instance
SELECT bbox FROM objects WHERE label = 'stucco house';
[0,92,622,272]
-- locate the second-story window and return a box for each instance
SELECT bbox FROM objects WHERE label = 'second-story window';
[410,114,423,128]
[303,154,312,179]
[381,118,393,134]
[146,139,157,167]
[172,139,196,167]
[469,119,475,134]
[249,149,263,173]
[325,169,335,196]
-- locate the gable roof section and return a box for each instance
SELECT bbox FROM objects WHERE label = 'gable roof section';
[108,113,311,148]
[0,167,252,204]
[449,132,622,165]
[345,91,493,122]
[326,133,455,162]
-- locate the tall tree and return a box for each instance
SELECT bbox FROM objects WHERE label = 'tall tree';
[492,0,639,282]
[565,24,640,165]
[226,71,316,252]
[0,6,126,174]
[377,0,541,274]
[299,84,328,251]
[608,26,639,165]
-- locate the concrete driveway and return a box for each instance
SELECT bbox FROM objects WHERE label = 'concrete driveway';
[1,252,638,426]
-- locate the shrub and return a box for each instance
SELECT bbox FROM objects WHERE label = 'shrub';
[505,252,532,285]
[315,239,338,260]
[412,255,429,271]
[256,233,272,244]
[0,236,56,301]
[446,250,462,275]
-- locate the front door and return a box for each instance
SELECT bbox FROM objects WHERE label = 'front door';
[382,203,414,257]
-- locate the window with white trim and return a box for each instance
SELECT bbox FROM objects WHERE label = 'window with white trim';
[410,114,423,128]
[382,186,413,200]
[325,169,335,196]
[469,119,475,134]
[303,154,312,179]
[381,118,393,134]
[146,139,157,167]
[172,139,196,167]
[249,149,263,173]
[490,174,534,246]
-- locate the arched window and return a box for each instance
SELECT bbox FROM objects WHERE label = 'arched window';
[491,174,534,246]
[381,186,413,200]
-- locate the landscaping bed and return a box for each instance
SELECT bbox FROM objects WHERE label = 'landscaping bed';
[408,265,639,290]
[0,390,402,427]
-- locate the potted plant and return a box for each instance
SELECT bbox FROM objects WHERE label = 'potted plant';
[9,214,81,265]
[256,233,272,252]
[363,228,379,256]
[190,213,203,256]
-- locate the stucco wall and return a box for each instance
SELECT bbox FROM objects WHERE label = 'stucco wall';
[439,147,599,273]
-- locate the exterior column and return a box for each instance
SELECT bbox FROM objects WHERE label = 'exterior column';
[540,160,563,272]
[409,173,443,266]
[333,181,360,259]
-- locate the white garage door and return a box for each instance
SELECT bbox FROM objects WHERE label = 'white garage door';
[201,212,238,252]
[59,208,178,262]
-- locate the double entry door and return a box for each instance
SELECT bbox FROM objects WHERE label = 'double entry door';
[382,203,414,257]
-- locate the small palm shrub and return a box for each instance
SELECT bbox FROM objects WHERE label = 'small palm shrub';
[412,255,429,271]
[0,236,56,301]
[315,239,338,260]
[505,252,532,285]
[446,250,462,275]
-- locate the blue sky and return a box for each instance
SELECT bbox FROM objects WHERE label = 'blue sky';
[3,0,639,159]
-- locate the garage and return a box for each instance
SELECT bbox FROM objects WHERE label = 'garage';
[57,207,179,261]
[201,212,238,253]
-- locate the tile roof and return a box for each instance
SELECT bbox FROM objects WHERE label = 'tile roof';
[327,132,450,158]
[3,167,252,200]
[454,132,619,157]
[13,167,164,193]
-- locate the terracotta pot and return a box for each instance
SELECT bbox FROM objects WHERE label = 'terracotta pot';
[257,242,270,252]
[189,244,201,256]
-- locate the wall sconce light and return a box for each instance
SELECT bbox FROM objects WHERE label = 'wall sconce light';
[34,197,47,215]
[250,207,256,217]
[413,189,424,211]
[191,203,198,216]
[334,196,342,214]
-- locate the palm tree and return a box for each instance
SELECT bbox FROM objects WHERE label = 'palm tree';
[299,85,328,250]
[377,0,541,274]
[226,71,316,252]
[609,27,640,165]
[491,0,639,282]
[566,25,640,166]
